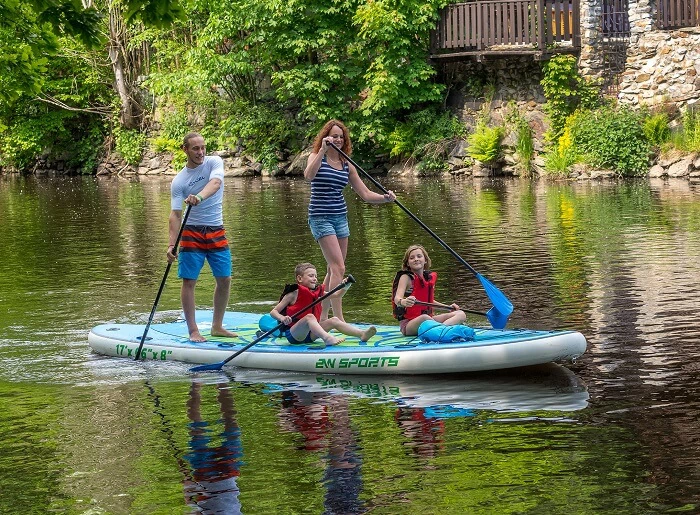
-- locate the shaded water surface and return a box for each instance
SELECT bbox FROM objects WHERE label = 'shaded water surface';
[1,175,699,513]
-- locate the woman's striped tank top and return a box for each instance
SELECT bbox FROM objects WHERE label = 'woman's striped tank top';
[308,156,350,217]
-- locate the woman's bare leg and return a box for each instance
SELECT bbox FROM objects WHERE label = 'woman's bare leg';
[318,235,348,322]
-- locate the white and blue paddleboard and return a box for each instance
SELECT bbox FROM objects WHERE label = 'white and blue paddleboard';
[88,310,586,375]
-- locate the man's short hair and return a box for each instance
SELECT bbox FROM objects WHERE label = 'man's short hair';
[182,132,203,149]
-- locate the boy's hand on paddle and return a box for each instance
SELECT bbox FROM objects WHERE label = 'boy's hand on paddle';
[166,246,178,262]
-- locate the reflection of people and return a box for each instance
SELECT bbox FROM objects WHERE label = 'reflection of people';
[392,244,467,336]
[183,381,242,514]
[304,120,396,322]
[394,407,445,458]
[167,132,237,342]
[270,263,376,347]
[278,391,364,514]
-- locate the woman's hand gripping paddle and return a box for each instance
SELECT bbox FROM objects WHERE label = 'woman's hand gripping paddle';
[328,142,513,329]
[190,275,356,372]
[135,204,192,361]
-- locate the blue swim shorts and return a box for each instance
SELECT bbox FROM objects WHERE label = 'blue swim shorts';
[308,215,350,241]
[285,329,315,345]
[178,225,232,280]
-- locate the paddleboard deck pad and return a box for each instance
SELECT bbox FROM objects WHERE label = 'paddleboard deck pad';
[88,310,586,375]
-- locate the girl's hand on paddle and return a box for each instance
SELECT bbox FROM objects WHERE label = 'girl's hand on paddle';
[281,315,292,326]
[403,296,416,308]
[450,303,460,310]
[383,190,396,203]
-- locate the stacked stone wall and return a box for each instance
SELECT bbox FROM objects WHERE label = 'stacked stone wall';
[617,27,700,108]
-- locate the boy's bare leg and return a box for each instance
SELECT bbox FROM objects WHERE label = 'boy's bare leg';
[322,318,377,342]
[307,318,345,346]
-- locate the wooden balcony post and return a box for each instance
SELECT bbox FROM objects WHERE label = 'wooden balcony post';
[537,0,546,49]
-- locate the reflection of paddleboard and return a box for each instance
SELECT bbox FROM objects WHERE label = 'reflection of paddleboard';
[228,363,589,413]
[88,310,587,375]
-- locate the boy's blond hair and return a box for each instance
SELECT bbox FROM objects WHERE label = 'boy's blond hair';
[295,262,316,280]
[402,245,432,271]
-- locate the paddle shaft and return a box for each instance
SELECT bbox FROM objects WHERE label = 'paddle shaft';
[413,299,487,317]
[192,276,356,371]
[135,204,192,361]
[328,142,479,277]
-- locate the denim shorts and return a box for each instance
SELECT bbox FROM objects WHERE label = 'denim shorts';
[308,215,350,241]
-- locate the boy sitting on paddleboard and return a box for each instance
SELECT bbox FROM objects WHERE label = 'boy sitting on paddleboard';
[269,263,377,347]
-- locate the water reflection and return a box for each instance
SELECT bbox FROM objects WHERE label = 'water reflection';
[184,381,242,514]
[235,363,589,414]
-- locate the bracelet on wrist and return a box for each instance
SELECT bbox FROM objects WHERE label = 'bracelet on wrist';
[195,194,203,202]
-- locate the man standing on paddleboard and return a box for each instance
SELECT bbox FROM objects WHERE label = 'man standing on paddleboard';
[166,132,238,342]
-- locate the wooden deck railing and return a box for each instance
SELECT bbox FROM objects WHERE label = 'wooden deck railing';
[657,0,700,28]
[431,0,580,55]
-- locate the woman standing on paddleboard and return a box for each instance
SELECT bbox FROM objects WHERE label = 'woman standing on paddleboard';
[304,120,396,322]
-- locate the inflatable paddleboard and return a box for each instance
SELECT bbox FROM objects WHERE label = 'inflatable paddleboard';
[88,310,587,375]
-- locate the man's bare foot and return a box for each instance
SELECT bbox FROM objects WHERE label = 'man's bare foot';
[211,327,238,338]
[324,336,345,346]
[360,326,377,342]
[189,330,207,343]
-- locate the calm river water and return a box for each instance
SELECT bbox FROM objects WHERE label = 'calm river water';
[1,174,699,514]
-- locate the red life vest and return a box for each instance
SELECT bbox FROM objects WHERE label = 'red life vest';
[283,283,325,322]
[392,270,437,320]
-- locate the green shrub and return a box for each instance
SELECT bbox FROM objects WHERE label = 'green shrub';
[541,55,601,143]
[505,103,534,175]
[115,127,147,165]
[467,123,504,164]
[670,107,700,152]
[569,106,650,176]
[642,113,670,147]
[387,107,465,173]
[218,101,303,172]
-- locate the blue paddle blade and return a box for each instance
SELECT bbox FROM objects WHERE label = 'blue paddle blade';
[190,362,225,372]
[486,306,509,329]
[477,273,513,329]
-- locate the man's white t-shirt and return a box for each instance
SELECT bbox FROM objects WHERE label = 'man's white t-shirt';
[171,156,225,226]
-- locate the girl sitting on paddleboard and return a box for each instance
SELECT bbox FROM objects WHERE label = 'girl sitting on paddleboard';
[270,263,377,347]
[392,245,466,336]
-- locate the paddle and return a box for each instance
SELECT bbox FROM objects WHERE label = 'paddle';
[190,275,356,372]
[412,300,488,318]
[135,204,192,361]
[328,142,513,329]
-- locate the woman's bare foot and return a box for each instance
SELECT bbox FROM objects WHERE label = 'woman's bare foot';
[189,330,207,343]
[324,336,345,346]
[211,327,238,338]
[360,326,377,342]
